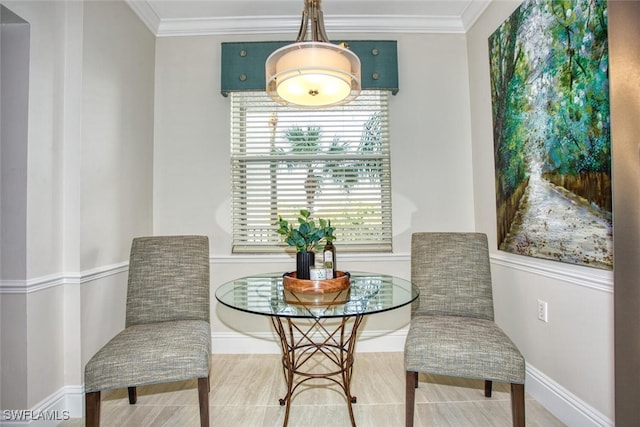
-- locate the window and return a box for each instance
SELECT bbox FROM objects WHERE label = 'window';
[231,90,392,253]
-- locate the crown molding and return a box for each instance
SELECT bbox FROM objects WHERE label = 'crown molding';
[126,1,491,37]
[460,0,492,30]
[126,0,161,34]
[155,15,467,37]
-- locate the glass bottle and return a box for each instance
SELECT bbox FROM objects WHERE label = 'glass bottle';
[323,240,336,279]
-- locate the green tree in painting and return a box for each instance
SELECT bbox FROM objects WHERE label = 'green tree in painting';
[489,0,610,248]
[489,3,532,244]
[489,3,531,197]
[543,0,610,177]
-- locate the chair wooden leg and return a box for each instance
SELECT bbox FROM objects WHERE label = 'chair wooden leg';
[485,380,492,397]
[405,371,416,427]
[511,383,525,427]
[85,391,101,427]
[128,386,137,404]
[414,371,419,388]
[198,376,210,427]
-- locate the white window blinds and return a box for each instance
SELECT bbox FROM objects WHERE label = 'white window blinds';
[231,90,392,253]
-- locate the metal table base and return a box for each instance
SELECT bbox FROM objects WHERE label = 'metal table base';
[271,315,364,427]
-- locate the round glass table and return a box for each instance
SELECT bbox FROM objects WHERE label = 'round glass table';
[215,271,419,427]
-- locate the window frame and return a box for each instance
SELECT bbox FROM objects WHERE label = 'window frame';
[230,90,393,254]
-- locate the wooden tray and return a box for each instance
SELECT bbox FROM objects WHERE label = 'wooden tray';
[282,271,351,294]
[283,288,350,306]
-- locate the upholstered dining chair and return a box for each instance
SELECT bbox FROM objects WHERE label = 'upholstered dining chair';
[404,232,525,427]
[84,235,211,427]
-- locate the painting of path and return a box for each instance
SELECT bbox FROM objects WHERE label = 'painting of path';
[489,0,611,270]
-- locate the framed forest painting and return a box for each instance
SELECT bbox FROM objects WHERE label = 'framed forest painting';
[489,0,612,270]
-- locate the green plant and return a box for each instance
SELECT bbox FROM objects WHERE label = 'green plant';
[276,209,335,253]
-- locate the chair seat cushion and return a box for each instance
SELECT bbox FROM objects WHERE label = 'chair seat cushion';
[85,320,211,392]
[404,315,525,384]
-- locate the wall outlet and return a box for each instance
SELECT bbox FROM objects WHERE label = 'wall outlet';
[537,299,549,322]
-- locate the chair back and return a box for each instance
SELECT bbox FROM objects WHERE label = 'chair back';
[125,235,210,327]
[411,232,494,321]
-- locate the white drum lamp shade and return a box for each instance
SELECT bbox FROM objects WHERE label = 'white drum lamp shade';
[265,0,361,108]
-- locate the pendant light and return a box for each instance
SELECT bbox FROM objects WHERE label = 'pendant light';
[265,0,361,109]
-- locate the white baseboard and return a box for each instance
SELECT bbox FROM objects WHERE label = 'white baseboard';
[210,329,409,354]
[211,331,281,354]
[526,363,612,427]
[61,386,84,419]
[0,385,83,426]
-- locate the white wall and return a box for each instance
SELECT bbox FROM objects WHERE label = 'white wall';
[0,3,30,411]
[0,0,154,418]
[79,0,155,367]
[466,1,614,425]
[0,0,70,411]
[152,32,477,344]
[0,4,29,281]
[80,1,155,272]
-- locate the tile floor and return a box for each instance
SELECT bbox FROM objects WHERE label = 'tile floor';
[61,352,565,426]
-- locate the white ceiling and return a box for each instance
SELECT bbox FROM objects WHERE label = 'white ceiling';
[125,0,492,37]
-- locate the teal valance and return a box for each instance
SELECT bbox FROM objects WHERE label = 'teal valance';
[221,40,398,96]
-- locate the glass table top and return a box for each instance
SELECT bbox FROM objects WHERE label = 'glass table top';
[215,271,419,319]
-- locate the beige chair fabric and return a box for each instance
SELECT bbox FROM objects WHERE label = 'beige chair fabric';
[404,232,525,427]
[84,235,211,427]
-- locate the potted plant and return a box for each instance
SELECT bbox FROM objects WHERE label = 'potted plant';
[276,209,335,279]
